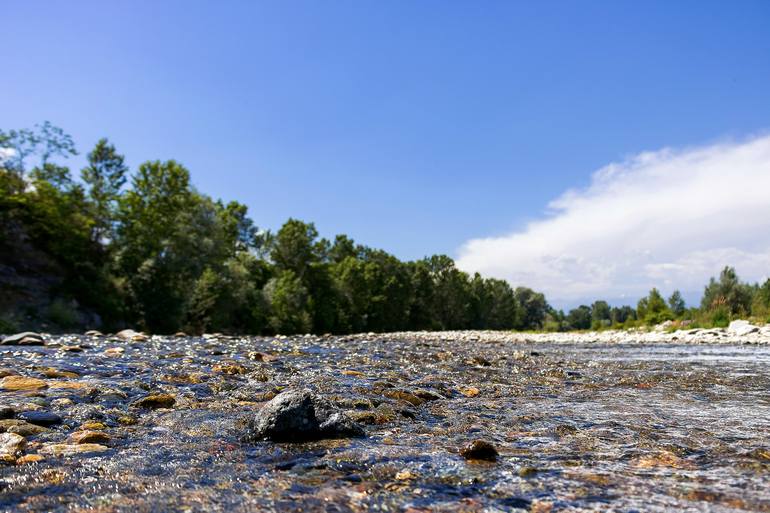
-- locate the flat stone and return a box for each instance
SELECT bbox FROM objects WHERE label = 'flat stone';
[48,381,89,390]
[0,419,48,436]
[248,389,365,442]
[38,443,108,456]
[0,332,45,345]
[17,411,62,427]
[0,376,48,391]
[80,421,107,430]
[16,454,45,464]
[42,368,80,379]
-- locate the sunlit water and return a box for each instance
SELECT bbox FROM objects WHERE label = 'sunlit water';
[1,334,768,512]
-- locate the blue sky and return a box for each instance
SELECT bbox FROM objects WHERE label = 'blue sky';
[3,1,770,305]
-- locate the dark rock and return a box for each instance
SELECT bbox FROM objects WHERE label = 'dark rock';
[0,406,14,419]
[1,332,45,345]
[17,411,62,427]
[248,389,365,442]
[460,440,498,461]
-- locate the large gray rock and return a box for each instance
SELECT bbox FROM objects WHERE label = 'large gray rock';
[728,320,759,337]
[248,389,365,442]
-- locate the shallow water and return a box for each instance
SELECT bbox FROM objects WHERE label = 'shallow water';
[1,334,769,512]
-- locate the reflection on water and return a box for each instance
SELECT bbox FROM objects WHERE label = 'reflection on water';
[1,334,769,512]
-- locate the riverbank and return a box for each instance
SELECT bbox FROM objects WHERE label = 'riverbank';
[374,321,770,346]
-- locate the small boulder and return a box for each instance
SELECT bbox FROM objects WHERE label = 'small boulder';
[0,332,44,346]
[0,432,26,460]
[728,320,759,337]
[460,440,499,461]
[70,430,110,444]
[132,393,176,409]
[248,389,365,442]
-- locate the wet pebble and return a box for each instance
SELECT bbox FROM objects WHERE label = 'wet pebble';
[0,376,48,391]
[0,419,48,436]
[132,393,176,409]
[460,440,499,461]
[70,430,110,444]
[0,432,26,461]
[17,411,62,427]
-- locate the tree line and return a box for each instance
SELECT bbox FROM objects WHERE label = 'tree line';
[1,123,769,334]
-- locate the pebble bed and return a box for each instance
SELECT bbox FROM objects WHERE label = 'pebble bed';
[1,330,769,512]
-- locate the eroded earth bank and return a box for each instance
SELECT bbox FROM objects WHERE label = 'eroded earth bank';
[1,330,769,512]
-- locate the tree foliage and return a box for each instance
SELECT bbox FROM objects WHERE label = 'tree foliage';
[3,123,769,334]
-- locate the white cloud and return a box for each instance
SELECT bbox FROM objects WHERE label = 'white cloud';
[456,134,770,307]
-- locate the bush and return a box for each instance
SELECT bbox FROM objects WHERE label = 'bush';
[48,298,79,329]
[706,305,731,328]
[0,316,18,334]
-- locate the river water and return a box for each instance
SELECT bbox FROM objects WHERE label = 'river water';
[1,334,768,512]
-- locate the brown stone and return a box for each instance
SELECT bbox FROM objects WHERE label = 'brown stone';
[0,376,47,391]
[70,430,110,444]
[39,443,108,456]
[133,393,175,409]
[16,454,44,464]
[0,419,48,436]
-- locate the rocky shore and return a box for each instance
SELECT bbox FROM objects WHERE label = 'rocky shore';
[380,320,770,346]
[0,329,769,512]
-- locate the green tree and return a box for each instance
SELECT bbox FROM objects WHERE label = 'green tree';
[637,288,672,325]
[700,266,753,317]
[81,139,127,242]
[513,286,548,330]
[751,279,770,321]
[270,219,320,277]
[566,305,592,330]
[0,121,77,175]
[115,160,222,332]
[590,300,611,329]
[470,275,518,329]
[667,290,686,317]
[610,305,636,326]
[425,255,472,329]
[264,270,313,334]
